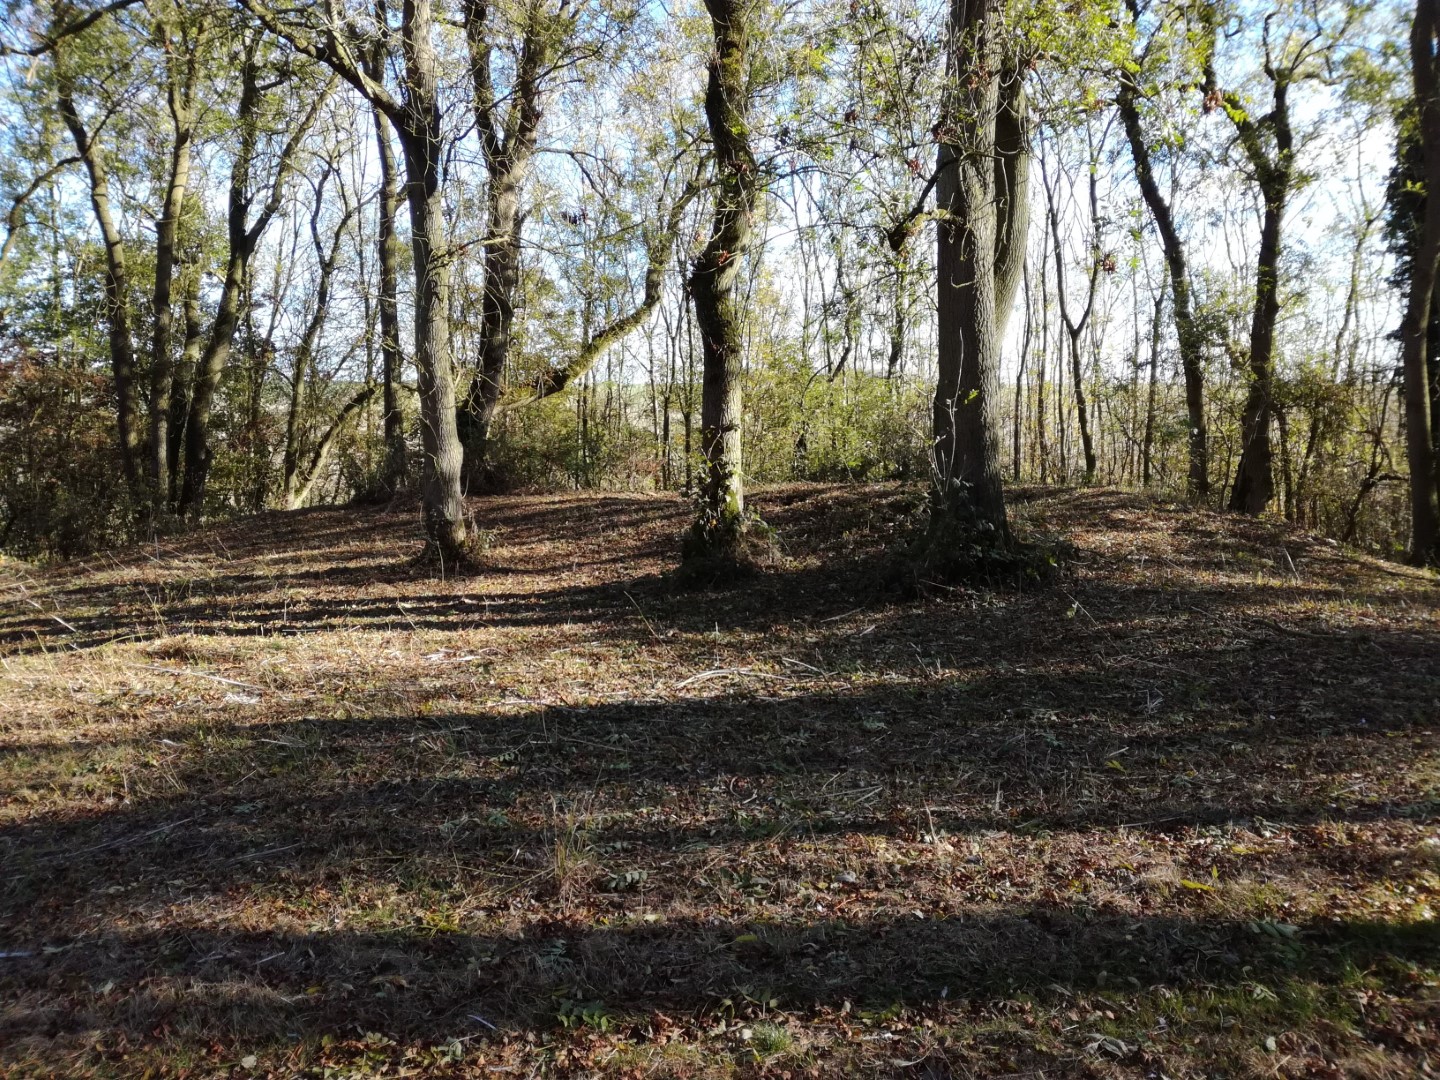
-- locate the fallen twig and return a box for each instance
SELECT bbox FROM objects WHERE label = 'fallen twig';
[142,665,264,691]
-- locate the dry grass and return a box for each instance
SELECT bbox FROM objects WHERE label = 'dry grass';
[1,484,1438,1078]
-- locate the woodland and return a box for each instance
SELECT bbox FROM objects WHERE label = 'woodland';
[2,0,1440,1076]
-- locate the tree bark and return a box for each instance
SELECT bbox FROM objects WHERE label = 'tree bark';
[178,49,325,518]
[56,63,142,492]
[148,17,198,512]
[686,0,760,550]
[459,0,561,480]
[1117,54,1209,498]
[993,71,1029,341]
[1210,43,1293,515]
[365,38,407,494]
[236,0,470,558]
[1403,0,1440,563]
[283,171,352,509]
[931,0,1010,541]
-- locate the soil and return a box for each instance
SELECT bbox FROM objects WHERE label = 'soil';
[2,484,1438,1078]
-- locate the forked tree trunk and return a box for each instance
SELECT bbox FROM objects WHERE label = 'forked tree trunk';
[459,0,559,482]
[179,50,325,518]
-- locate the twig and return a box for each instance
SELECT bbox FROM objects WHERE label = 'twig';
[37,817,195,862]
[23,598,76,633]
[623,591,665,645]
[141,665,264,691]
[674,668,794,689]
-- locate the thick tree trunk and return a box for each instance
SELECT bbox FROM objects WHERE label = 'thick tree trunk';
[685,0,760,555]
[931,0,1009,542]
[1403,0,1440,564]
[401,130,469,559]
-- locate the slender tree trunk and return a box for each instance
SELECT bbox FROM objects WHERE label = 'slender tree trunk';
[290,382,380,508]
[459,0,558,482]
[168,268,203,507]
[179,50,327,518]
[685,0,760,555]
[1142,293,1162,487]
[1228,184,1283,514]
[56,69,142,492]
[994,73,1029,341]
[1117,23,1209,498]
[1403,0,1440,563]
[1014,258,1032,481]
[148,28,198,512]
[370,84,407,493]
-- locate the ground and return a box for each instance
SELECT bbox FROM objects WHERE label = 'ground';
[1,484,1438,1079]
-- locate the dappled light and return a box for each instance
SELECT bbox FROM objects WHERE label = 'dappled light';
[3,487,1438,1075]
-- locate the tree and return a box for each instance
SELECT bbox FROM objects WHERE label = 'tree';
[238,0,471,560]
[457,0,573,482]
[1040,121,1106,484]
[683,0,764,565]
[1203,0,1359,515]
[1117,0,1210,498]
[177,35,326,518]
[53,26,144,492]
[1399,0,1440,563]
[928,0,1026,547]
[362,21,407,494]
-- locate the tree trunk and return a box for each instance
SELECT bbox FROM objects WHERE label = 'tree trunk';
[1117,10,1209,498]
[148,25,197,512]
[56,68,142,493]
[1142,293,1162,487]
[931,0,1010,542]
[459,0,559,482]
[368,64,407,494]
[283,173,350,509]
[399,128,468,557]
[290,382,380,508]
[168,268,204,508]
[685,0,760,555]
[1228,183,1283,514]
[178,49,326,518]
[994,72,1029,341]
[1403,0,1440,563]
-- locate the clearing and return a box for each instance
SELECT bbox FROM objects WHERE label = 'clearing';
[1,485,1438,1078]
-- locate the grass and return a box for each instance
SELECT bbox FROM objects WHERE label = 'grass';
[1,483,1438,1077]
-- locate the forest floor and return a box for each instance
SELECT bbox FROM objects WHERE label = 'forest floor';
[1,484,1439,1079]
